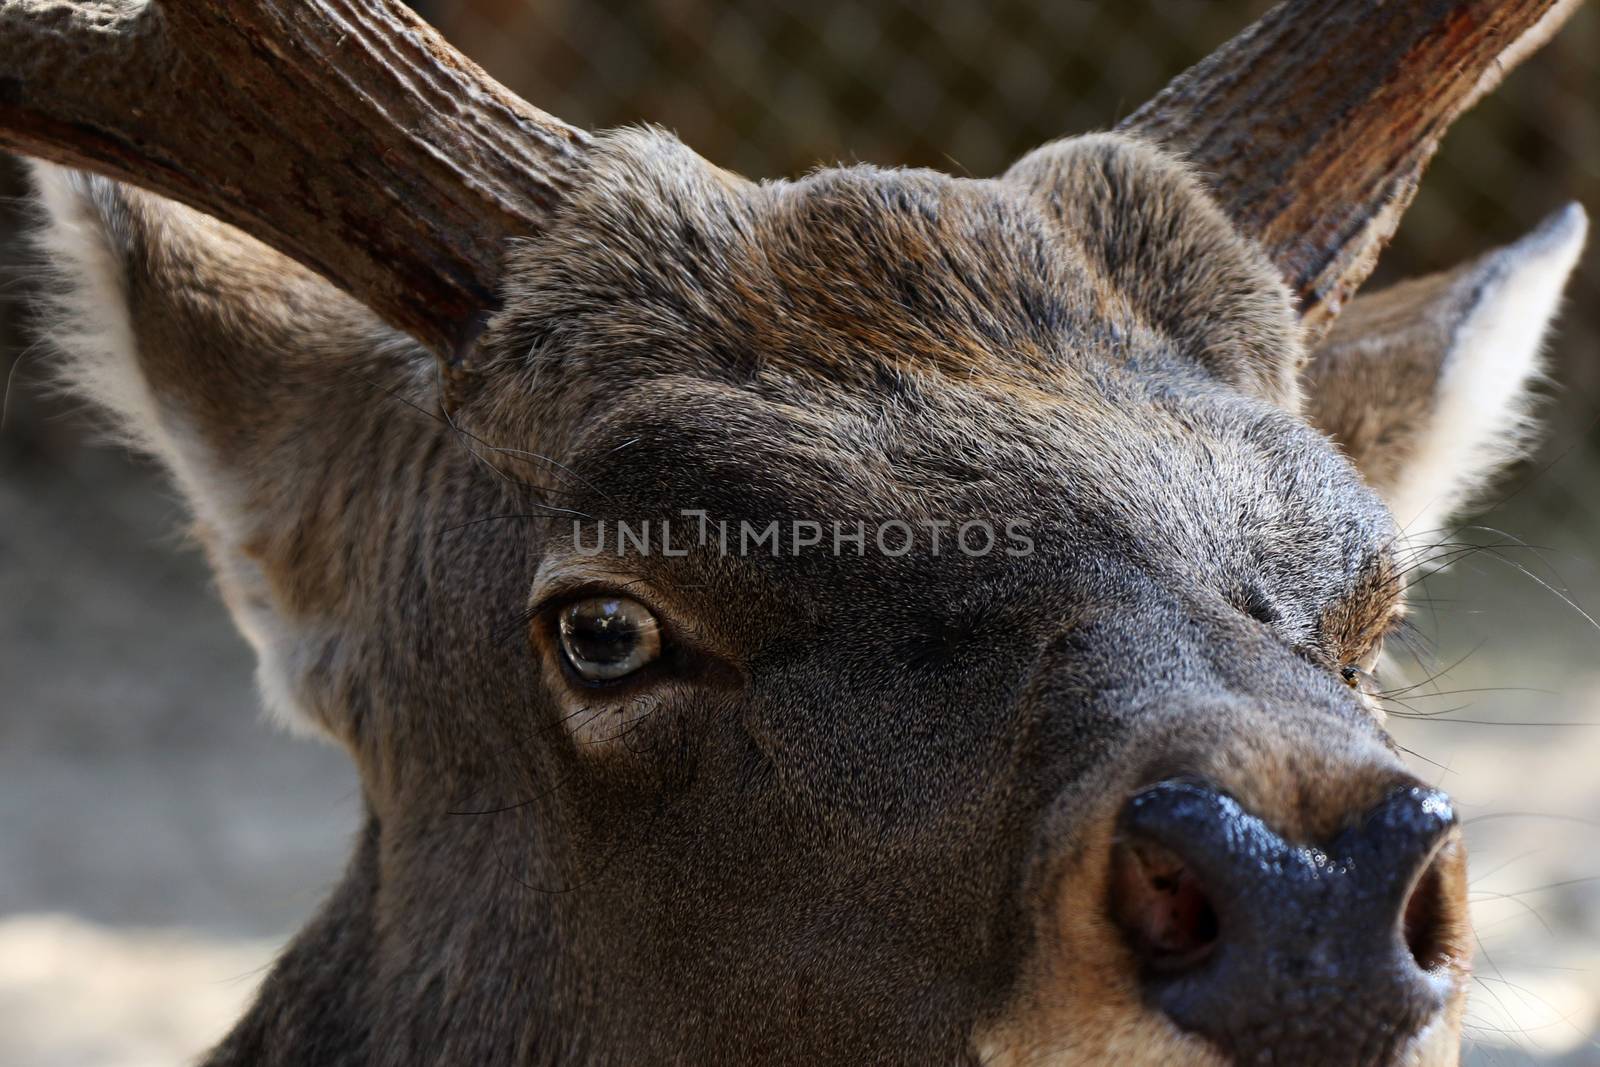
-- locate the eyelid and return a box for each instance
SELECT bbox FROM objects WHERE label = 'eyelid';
[529,578,659,623]
[529,554,688,618]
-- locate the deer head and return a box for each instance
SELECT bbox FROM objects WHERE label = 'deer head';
[3,1,1589,1064]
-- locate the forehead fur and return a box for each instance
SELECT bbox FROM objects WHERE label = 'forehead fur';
[481,126,1302,424]
[473,127,1388,638]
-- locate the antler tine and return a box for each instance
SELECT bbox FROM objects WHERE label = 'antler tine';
[0,0,591,367]
[1120,0,1583,343]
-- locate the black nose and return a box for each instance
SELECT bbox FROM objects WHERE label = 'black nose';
[1109,780,1463,1064]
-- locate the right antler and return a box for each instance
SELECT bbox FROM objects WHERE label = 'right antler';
[0,0,590,368]
[1120,0,1583,342]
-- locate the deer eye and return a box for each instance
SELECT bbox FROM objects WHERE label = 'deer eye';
[1340,645,1384,691]
[558,597,662,682]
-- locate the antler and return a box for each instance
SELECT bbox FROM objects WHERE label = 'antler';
[1121,0,1582,342]
[0,0,590,367]
[2,1,1581,363]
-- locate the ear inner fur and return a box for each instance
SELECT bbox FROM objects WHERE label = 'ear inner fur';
[1304,204,1587,542]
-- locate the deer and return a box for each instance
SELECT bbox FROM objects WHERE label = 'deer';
[0,0,1590,1064]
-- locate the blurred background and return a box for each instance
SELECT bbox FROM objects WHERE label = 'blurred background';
[1,1,1597,1064]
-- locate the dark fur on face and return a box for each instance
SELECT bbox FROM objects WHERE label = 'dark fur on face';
[28,122,1584,1066]
[426,129,1408,1064]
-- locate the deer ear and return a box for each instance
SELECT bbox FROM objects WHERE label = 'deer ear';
[28,162,440,742]
[1303,204,1587,541]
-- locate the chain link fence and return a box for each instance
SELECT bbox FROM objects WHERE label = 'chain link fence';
[1,3,1597,1065]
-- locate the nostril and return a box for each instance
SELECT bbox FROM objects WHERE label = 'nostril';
[1403,850,1451,972]
[1104,780,1464,1061]
[1110,837,1220,972]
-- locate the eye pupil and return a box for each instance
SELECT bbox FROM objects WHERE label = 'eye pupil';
[558,597,662,681]
[567,601,639,662]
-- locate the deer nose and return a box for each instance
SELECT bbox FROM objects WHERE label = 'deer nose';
[1108,780,1465,1061]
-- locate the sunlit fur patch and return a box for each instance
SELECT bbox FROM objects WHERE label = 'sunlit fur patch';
[1317,552,1404,674]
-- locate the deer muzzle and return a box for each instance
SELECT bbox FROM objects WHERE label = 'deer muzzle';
[1108,779,1467,1063]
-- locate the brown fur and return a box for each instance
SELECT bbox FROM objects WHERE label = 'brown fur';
[25,122,1584,1066]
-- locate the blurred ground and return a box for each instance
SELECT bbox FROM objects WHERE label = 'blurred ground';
[1389,499,1600,1066]
[2,2,1598,1065]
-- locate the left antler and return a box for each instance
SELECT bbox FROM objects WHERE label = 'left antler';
[0,0,592,367]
